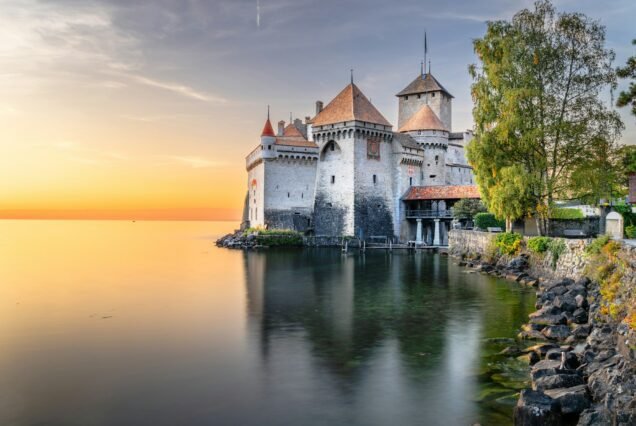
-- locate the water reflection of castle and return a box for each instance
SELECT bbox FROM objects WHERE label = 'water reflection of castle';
[241,251,535,424]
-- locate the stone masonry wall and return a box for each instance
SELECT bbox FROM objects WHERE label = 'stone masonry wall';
[448,229,589,281]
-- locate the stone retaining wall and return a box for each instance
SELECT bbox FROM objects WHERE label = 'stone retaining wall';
[448,229,589,281]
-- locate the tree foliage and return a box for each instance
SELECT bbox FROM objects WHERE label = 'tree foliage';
[616,39,636,117]
[467,0,624,235]
[452,198,486,220]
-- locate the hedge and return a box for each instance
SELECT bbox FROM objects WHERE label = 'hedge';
[474,213,505,230]
[550,207,584,220]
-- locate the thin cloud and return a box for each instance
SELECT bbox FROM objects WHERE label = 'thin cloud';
[128,74,227,103]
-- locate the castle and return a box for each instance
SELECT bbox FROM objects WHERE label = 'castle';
[243,70,479,246]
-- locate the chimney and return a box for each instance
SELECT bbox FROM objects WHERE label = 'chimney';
[293,118,302,128]
[315,100,323,115]
[305,116,311,124]
[277,120,285,136]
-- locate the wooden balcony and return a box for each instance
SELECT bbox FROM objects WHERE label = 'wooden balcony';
[405,209,453,219]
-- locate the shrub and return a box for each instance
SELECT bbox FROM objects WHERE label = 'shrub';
[584,234,611,256]
[547,238,566,270]
[527,236,552,254]
[255,230,303,246]
[493,232,523,256]
[452,199,487,220]
[626,225,636,239]
[550,207,584,219]
[474,213,505,230]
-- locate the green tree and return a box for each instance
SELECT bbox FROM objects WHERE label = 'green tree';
[467,0,624,235]
[616,39,636,117]
[452,198,486,220]
[486,165,533,232]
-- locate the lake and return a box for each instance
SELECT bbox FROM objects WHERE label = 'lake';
[0,220,535,425]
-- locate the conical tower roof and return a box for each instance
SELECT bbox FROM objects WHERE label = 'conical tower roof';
[398,104,447,132]
[261,117,275,137]
[396,72,453,98]
[312,83,391,127]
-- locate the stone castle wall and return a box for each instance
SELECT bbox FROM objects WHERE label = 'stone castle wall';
[313,137,355,236]
[353,135,394,238]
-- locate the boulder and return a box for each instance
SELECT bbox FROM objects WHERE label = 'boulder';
[553,295,577,313]
[544,384,590,415]
[534,373,585,391]
[523,343,559,357]
[572,324,591,340]
[575,294,589,309]
[572,308,589,325]
[513,389,561,426]
[542,325,571,341]
[508,255,529,270]
[531,359,573,381]
[577,408,612,426]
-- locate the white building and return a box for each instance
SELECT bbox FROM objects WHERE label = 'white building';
[243,70,479,245]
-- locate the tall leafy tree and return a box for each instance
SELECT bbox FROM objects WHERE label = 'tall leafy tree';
[616,39,636,117]
[467,0,624,235]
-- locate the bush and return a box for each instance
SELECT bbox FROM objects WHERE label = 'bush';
[550,207,584,219]
[626,225,636,239]
[474,213,505,230]
[493,232,523,256]
[584,234,611,256]
[527,236,552,254]
[243,228,304,246]
[452,199,487,220]
[547,238,566,270]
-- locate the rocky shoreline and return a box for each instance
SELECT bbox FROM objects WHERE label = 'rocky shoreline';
[455,253,636,425]
[215,229,262,249]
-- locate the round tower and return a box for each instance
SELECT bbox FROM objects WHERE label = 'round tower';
[398,104,448,186]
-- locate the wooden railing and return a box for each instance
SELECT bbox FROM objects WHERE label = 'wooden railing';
[405,209,453,219]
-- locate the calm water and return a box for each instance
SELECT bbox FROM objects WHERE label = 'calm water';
[0,221,535,426]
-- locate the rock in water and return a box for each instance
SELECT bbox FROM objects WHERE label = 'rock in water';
[533,373,585,391]
[513,389,561,426]
[544,385,590,415]
[542,325,571,341]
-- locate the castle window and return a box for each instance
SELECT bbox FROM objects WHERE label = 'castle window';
[301,193,304,199]
[330,143,335,151]
[331,175,335,184]
[417,94,421,99]
[405,95,409,100]
[268,145,271,150]
[373,174,377,184]
[430,175,436,179]
[409,177,413,186]
[435,155,439,165]
[287,192,290,198]
[327,203,332,207]
[432,92,436,97]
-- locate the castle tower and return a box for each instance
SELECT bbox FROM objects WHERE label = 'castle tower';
[311,82,394,238]
[398,104,448,186]
[396,72,453,131]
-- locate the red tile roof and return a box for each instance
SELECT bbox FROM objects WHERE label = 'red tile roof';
[261,118,275,137]
[275,137,317,148]
[399,104,447,132]
[311,83,392,127]
[283,123,304,137]
[403,185,480,200]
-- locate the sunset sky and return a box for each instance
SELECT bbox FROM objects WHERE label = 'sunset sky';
[1,0,635,220]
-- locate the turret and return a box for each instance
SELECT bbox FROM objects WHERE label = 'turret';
[396,72,453,131]
[260,107,276,149]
